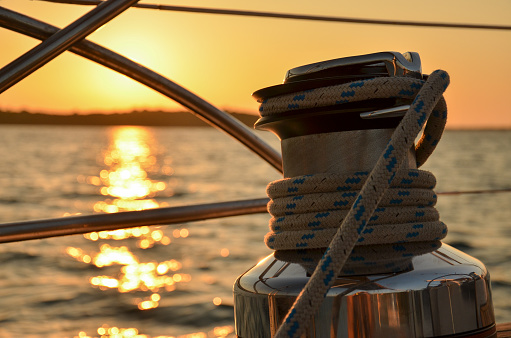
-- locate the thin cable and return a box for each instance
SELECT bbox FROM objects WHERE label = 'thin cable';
[37,0,511,31]
[438,188,511,195]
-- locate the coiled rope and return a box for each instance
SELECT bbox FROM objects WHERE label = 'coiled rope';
[258,70,450,337]
[266,170,445,248]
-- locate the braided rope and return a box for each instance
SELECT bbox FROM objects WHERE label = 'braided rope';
[258,76,447,167]
[275,240,441,276]
[259,70,450,338]
[266,170,446,250]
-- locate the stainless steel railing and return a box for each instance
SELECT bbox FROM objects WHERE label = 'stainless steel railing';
[0,4,280,242]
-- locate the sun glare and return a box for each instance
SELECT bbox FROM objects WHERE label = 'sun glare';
[93,126,164,212]
[66,126,196,316]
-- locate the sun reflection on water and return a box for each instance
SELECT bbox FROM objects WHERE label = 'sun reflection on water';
[74,324,234,338]
[94,126,170,213]
[67,126,232,337]
[70,126,182,300]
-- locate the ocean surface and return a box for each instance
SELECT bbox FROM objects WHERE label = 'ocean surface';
[0,125,510,338]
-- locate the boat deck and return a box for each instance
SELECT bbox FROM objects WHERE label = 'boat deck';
[498,323,511,337]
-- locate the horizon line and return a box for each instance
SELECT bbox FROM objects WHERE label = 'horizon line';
[0,109,510,130]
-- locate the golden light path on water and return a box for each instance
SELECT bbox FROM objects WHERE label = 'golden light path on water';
[73,325,234,338]
[66,126,233,338]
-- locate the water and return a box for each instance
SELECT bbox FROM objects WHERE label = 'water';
[0,125,510,337]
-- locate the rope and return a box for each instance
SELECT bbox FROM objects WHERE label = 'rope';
[266,170,445,250]
[259,70,450,337]
[258,76,447,167]
[274,240,441,276]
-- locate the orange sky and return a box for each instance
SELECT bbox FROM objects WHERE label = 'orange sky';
[1,0,510,128]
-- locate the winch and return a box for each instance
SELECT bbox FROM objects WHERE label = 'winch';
[233,52,496,337]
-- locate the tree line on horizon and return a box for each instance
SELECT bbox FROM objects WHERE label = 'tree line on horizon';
[0,110,259,127]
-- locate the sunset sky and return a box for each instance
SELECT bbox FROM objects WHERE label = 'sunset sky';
[0,0,510,128]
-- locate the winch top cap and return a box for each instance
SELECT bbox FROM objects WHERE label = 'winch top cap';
[252,51,423,101]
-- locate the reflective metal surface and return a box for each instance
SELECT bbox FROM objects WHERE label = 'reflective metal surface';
[236,126,497,337]
[0,198,269,244]
[252,51,422,100]
[359,104,410,119]
[0,0,139,93]
[240,52,496,337]
[234,243,495,337]
[284,51,422,82]
[253,52,423,141]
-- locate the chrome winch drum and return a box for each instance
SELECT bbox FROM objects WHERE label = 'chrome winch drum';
[233,52,496,337]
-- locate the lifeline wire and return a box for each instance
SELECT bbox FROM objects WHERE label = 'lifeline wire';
[39,0,511,31]
[259,70,450,337]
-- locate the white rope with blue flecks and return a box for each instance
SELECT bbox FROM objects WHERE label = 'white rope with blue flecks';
[266,169,446,250]
[259,75,448,167]
[258,70,450,338]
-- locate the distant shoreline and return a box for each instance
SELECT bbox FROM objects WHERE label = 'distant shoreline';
[0,110,259,128]
[0,110,509,130]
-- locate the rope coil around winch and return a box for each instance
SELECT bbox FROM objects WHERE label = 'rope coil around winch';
[266,169,445,250]
[258,70,450,338]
